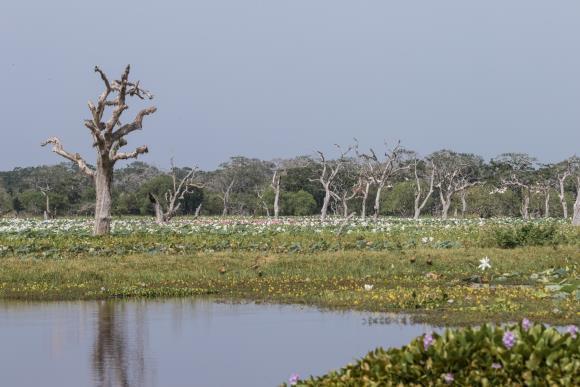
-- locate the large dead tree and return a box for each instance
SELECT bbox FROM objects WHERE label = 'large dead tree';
[359,142,407,220]
[218,178,235,216]
[313,145,352,222]
[570,156,580,225]
[554,160,572,219]
[354,142,375,221]
[270,169,281,219]
[42,65,156,235]
[533,164,559,218]
[412,157,435,220]
[430,150,482,219]
[493,153,537,220]
[269,159,297,220]
[330,160,364,218]
[149,162,202,224]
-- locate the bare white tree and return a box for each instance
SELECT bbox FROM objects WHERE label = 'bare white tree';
[493,153,537,220]
[149,162,202,224]
[37,183,52,220]
[359,142,407,220]
[331,168,363,218]
[219,179,235,216]
[313,145,352,222]
[569,156,580,226]
[42,65,156,235]
[354,144,374,221]
[553,160,572,219]
[255,185,271,217]
[430,150,482,219]
[270,169,281,219]
[412,157,435,220]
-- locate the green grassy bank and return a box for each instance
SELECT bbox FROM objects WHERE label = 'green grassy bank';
[0,246,577,325]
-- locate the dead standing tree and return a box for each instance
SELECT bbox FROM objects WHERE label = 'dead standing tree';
[255,186,271,217]
[493,153,536,220]
[359,142,407,220]
[37,183,53,220]
[430,150,482,220]
[554,160,572,219]
[354,142,375,221]
[330,159,363,218]
[149,162,203,224]
[270,159,293,220]
[412,157,435,220]
[271,169,281,219]
[569,156,580,225]
[313,145,352,222]
[42,65,156,235]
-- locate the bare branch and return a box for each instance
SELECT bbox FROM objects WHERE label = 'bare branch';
[112,106,157,141]
[94,66,111,91]
[105,65,131,132]
[41,137,95,177]
[112,145,149,162]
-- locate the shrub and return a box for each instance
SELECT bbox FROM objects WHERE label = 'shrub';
[293,322,579,386]
[493,222,561,248]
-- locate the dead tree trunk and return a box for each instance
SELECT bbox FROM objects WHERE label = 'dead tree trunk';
[544,190,550,218]
[150,193,164,223]
[438,180,478,220]
[271,170,281,219]
[557,171,570,219]
[460,189,468,217]
[95,159,114,234]
[38,184,52,220]
[333,179,360,218]
[320,182,332,221]
[314,147,350,222]
[149,164,202,224]
[440,190,453,220]
[360,180,371,221]
[220,179,235,216]
[521,189,531,220]
[194,203,202,218]
[573,176,580,226]
[413,160,435,220]
[256,186,271,217]
[42,65,156,235]
[357,142,405,220]
[373,184,384,220]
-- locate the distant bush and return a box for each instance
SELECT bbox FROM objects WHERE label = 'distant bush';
[293,322,579,386]
[283,191,318,216]
[493,222,561,248]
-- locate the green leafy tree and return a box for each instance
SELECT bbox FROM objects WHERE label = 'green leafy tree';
[283,190,317,216]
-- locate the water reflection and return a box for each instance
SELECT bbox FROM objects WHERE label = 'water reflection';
[0,299,440,387]
[92,301,150,387]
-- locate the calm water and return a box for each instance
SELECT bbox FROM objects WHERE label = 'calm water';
[0,299,438,387]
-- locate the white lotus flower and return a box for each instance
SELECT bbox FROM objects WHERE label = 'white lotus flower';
[364,284,374,291]
[478,257,491,271]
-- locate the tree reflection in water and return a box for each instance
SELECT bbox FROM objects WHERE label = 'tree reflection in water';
[92,301,150,387]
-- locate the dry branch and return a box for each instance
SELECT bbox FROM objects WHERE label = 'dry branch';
[41,137,95,178]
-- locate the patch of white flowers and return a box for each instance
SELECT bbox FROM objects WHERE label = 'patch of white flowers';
[0,216,570,236]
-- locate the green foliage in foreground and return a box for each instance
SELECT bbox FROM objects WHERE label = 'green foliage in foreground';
[295,322,579,386]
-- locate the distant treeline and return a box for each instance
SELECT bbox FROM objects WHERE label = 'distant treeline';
[0,151,578,219]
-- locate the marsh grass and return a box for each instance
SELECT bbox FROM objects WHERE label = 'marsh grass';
[0,246,577,325]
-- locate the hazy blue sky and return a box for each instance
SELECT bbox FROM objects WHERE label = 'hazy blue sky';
[1,0,579,170]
